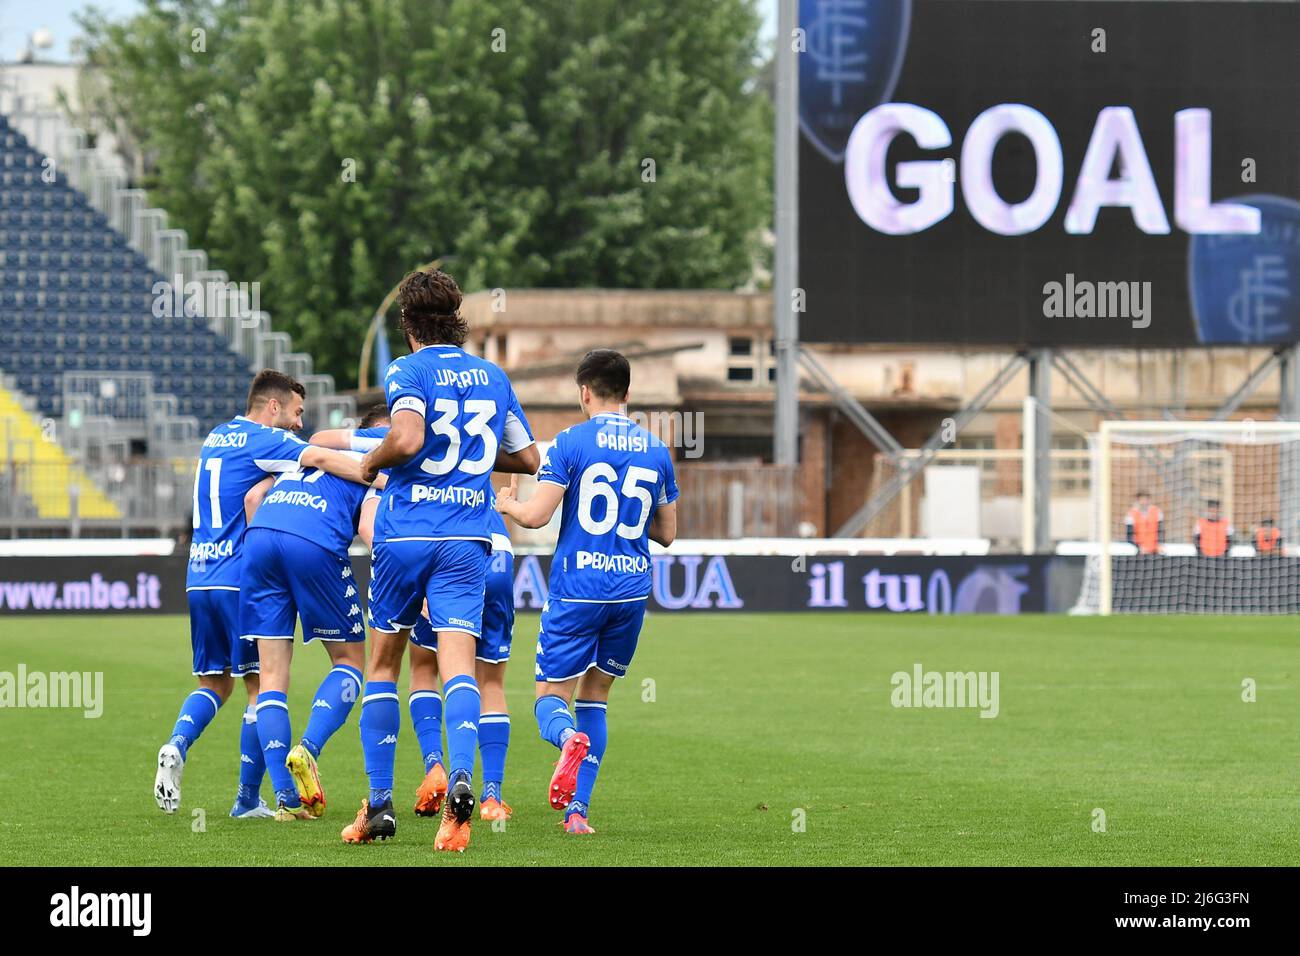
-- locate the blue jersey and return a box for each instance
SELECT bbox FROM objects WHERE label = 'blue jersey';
[248,453,370,557]
[188,416,309,589]
[537,411,679,602]
[350,423,512,549]
[377,346,533,544]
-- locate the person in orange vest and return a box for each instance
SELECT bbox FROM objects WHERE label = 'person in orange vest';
[1194,499,1233,557]
[1254,517,1282,557]
[1124,491,1163,554]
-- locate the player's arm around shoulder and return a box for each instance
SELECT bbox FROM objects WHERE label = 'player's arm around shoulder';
[299,445,369,485]
[308,427,354,449]
[360,409,424,481]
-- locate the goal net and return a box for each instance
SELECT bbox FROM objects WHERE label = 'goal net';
[1073,421,1300,615]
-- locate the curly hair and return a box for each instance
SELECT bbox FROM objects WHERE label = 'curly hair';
[396,268,468,347]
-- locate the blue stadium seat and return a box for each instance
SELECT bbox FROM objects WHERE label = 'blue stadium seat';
[0,114,256,431]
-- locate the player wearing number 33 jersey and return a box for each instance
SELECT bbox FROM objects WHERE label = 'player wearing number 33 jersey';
[344,268,539,855]
[366,344,533,636]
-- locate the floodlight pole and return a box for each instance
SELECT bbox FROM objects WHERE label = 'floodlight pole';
[1028,348,1053,553]
[773,0,799,466]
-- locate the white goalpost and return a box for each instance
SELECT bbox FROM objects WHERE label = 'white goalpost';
[1076,420,1300,615]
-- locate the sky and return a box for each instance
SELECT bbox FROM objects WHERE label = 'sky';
[0,0,141,62]
[1,0,777,64]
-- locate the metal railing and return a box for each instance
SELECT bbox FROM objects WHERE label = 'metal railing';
[0,457,192,537]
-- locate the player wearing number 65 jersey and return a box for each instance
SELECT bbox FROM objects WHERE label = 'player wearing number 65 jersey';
[343,268,538,853]
[495,349,678,835]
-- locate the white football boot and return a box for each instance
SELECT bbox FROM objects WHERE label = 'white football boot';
[154,743,184,813]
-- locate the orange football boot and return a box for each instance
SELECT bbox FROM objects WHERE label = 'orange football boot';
[341,798,397,843]
[434,801,472,853]
[563,812,595,834]
[479,796,513,822]
[414,762,448,817]
[549,732,590,810]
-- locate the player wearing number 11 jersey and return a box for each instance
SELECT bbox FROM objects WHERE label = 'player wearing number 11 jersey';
[495,349,678,835]
[342,268,538,853]
[154,371,370,818]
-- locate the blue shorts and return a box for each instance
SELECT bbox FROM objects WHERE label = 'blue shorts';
[239,528,365,644]
[411,551,515,662]
[368,538,490,636]
[189,587,257,676]
[535,597,647,682]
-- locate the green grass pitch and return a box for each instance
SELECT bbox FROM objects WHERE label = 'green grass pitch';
[1,612,1296,866]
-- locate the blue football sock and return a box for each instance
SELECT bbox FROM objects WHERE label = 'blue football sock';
[571,699,607,814]
[443,675,480,780]
[301,664,362,759]
[408,690,444,772]
[167,688,222,759]
[238,704,266,803]
[534,694,576,750]
[253,693,295,804]
[360,681,399,804]
[478,712,510,802]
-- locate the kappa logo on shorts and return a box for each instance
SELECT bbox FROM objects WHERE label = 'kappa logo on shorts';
[448,617,474,629]
[348,604,361,616]
[341,567,352,579]
[344,585,356,598]
[604,658,627,672]
[350,623,363,635]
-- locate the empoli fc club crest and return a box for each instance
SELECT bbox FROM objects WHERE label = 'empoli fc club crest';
[798,0,911,163]
[1189,195,1300,344]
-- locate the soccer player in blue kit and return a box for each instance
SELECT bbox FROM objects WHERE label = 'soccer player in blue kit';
[154,370,371,817]
[341,268,538,853]
[407,479,518,824]
[237,406,390,821]
[495,349,678,835]
[323,421,520,824]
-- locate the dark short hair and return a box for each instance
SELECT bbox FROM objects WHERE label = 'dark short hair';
[1136,490,1149,498]
[246,369,305,413]
[397,269,467,347]
[1261,517,1274,525]
[1207,499,1220,509]
[575,348,630,401]
[359,404,390,429]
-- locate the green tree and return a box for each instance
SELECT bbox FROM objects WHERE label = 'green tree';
[78,0,772,386]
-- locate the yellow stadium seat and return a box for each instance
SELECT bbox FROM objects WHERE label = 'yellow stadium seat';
[0,385,121,520]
